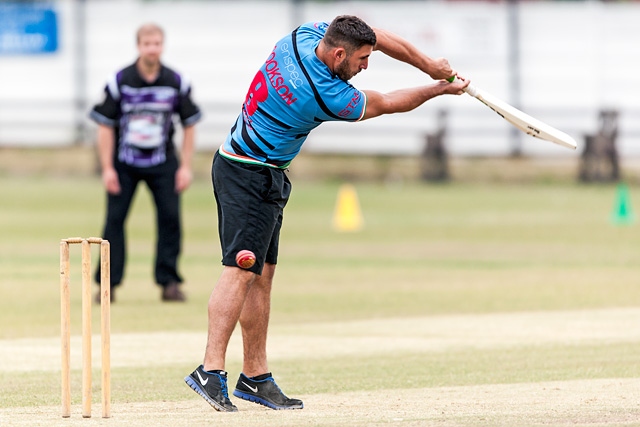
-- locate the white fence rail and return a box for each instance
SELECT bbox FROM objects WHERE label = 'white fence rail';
[1,0,639,156]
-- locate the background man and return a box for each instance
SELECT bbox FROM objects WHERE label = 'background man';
[90,23,201,302]
[185,15,468,411]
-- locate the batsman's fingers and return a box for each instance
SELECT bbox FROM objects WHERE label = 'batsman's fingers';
[446,75,470,94]
[446,71,458,82]
[429,58,454,81]
[447,74,468,83]
[457,76,470,88]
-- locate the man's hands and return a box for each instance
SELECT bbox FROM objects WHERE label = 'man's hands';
[101,165,192,195]
[427,57,456,81]
[440,75,470,95]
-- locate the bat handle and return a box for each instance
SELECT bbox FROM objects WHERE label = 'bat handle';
[447,75,477,97]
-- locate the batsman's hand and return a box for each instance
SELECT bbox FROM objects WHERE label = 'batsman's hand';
[428,57,455,81]
[442,76,470,95]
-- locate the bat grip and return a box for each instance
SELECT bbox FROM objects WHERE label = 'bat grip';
[447,76,477,97]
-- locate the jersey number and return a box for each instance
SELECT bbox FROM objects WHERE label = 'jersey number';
[244,71,268,116]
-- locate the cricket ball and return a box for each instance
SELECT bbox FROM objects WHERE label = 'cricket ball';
[235,250,256,269]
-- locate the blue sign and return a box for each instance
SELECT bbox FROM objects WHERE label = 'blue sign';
[0,3,58,55]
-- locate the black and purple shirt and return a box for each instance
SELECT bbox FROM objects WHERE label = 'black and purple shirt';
[90,62,201,168]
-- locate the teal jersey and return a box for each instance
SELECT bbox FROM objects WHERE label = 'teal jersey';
[221,21,367,168]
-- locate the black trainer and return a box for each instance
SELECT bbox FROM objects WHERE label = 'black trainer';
[185,365,238,412]
[233,372,303,410]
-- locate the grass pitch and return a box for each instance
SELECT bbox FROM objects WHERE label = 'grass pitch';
[0,169,639,426]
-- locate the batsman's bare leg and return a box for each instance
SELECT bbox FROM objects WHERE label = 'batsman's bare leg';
[203,266,256,371]
[232,262,303,409]
[185,266,255,412]
[239,263,275,376]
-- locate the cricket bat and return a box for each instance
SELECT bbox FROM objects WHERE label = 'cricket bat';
[449,77,577,150]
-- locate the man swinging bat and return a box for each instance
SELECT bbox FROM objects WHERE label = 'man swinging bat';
[185,15,469,412]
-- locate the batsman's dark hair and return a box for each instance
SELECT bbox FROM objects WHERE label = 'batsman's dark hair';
[324,15,377,54]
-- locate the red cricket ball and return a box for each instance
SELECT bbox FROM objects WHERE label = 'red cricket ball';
[235,250,256,269]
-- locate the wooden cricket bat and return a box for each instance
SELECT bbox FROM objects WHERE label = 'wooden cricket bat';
[449,77,577,150]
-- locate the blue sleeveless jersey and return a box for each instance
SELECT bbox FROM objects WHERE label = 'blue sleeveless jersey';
[221,21,367,168]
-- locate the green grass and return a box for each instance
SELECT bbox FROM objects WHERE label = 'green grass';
[1,177,639,337]
[1,175,639,413]
[0,178,640,337]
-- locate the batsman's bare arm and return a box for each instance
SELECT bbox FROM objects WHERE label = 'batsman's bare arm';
[372,27,454,81]
[362,80,468,120]
[361,27,469,120]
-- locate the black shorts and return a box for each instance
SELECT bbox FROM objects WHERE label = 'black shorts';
[212,151,291,275]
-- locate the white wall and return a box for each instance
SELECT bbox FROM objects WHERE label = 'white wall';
[1,0,639,157]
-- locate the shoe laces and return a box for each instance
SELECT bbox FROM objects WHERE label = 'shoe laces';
[218,374,230,398]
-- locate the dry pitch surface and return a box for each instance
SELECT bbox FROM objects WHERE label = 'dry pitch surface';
[2,308,640,426]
